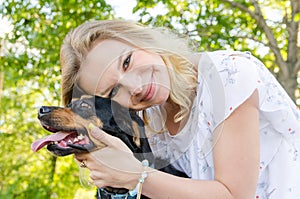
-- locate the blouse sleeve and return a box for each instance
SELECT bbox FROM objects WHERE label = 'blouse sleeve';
[198,51,261,130]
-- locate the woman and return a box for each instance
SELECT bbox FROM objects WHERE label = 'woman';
[60,20,300,199]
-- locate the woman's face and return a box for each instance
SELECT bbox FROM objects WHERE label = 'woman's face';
[78,39,171,110]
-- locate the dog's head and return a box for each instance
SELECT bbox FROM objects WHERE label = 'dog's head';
[31,95,153,163]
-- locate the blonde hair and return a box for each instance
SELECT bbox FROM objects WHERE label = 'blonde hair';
[60,19,197,127]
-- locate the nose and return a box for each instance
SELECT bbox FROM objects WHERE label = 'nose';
[129,86,143,96]
[38,106,52,117]
[119,73,143,96]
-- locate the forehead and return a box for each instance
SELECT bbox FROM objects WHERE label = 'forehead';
[85,39,131,66]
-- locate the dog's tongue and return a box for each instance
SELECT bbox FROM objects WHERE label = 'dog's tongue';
[31,132,73,152]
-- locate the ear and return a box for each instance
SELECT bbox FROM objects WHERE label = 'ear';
[131,121,141,147]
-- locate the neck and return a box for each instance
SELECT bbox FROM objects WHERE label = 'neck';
[162,53,200,135]
[162,99,189,136]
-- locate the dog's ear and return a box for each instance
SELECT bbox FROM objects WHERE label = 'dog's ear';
[109,100,143,146]
[94,96,144,149]
[131,121,141,147]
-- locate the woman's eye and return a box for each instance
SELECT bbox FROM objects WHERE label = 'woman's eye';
[109,84,120,98]
[123,54,131,71]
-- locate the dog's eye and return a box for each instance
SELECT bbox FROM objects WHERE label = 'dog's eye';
[80,102,91,109]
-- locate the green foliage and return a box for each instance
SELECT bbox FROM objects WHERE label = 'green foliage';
[133,0,293,70]
[0,0,114,198]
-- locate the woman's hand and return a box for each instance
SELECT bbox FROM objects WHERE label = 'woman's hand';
[74,124,143,189]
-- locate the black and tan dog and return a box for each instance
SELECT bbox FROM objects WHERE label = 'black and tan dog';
[32,95,187,199]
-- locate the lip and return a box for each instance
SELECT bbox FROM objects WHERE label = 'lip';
[142,76,155,101]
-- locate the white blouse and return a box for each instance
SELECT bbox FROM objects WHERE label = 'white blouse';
[146,50,300,199]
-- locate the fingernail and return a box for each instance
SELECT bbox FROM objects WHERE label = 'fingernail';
[89,123,95,130]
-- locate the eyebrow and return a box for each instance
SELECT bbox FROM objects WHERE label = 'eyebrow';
[99,48,128,96]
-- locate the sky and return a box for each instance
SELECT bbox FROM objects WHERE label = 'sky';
[106,0,139,20]
[0,17,13,38]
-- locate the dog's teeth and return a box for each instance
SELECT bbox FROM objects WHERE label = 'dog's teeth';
[78,135,84,140]
[74,138,78,142]
[68,140,72,143]
[54,141,58,144]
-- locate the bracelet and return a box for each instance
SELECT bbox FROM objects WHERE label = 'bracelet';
[129,159,149,199]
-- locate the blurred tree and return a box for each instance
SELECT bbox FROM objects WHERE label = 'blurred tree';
[0,0,114,198]
[134,0,300,101]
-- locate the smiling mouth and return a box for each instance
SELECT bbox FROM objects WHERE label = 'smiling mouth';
[142,76,155,101]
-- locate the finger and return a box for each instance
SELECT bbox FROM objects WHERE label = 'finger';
[74,153,89,162]
[93,180,107,189]
[89,123,132,153]
[89,123,114,144]
[90,171,105,181]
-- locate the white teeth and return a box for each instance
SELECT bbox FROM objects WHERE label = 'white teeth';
[68,140,72,143]
[77,134,84,140]
[54,141,58,144]
[74,138,78,142]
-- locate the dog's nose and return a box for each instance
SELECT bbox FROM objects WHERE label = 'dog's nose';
[39,106,52,117]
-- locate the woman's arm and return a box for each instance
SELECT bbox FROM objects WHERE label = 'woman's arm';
[142,90,260,199]
[75,90,260,199]
[213,89,260,198]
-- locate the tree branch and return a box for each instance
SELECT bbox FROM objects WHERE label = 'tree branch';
[289,0,300,74]
[295,59,300,73]
[234,35,269,47]
[221,0,288,77]
[221,0,255,17]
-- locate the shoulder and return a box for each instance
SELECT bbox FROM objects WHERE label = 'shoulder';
[198,50,261,82]
[196,50,261,128]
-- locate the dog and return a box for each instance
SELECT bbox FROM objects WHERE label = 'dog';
[32,95,188,199]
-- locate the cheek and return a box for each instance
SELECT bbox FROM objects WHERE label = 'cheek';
[113,91,132,108]
[78,77,96,95]
[156,85,170,103]
[156,66,170,91]
[134,51,162,67]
